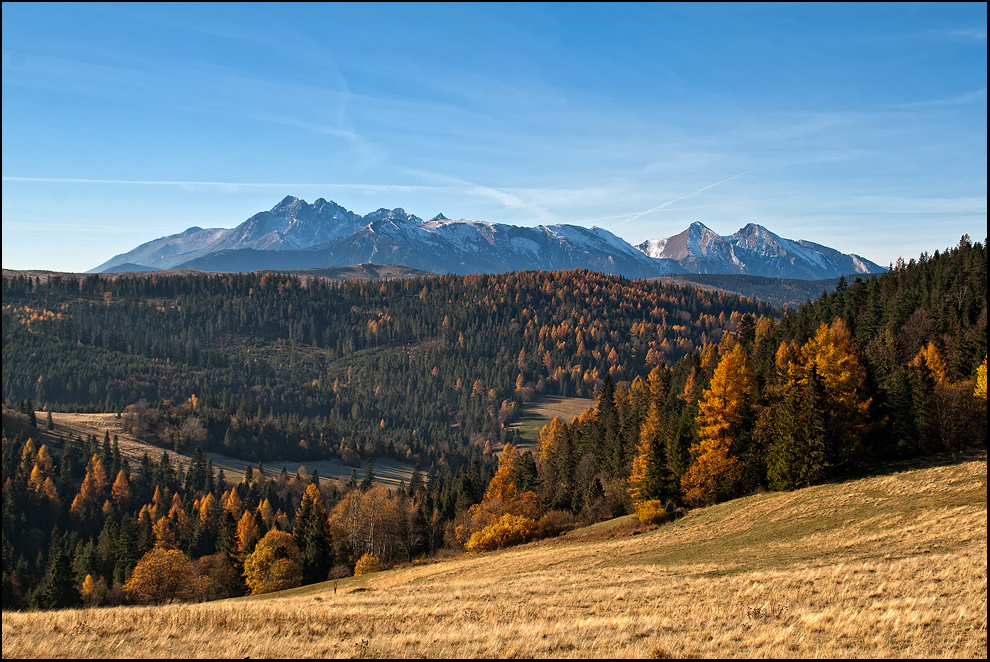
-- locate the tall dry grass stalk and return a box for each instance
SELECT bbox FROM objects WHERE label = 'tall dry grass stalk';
[4,452,986,658]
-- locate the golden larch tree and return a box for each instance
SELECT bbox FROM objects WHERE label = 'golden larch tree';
[69,455,108,519]
[681,343,753,507]
[110,469,131,509]
[484,443,519,502]
[795,319,871,463]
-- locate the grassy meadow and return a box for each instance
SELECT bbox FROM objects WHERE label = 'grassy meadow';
[508,395,595,450]
[30,411,417,488]
[2,449,985,659]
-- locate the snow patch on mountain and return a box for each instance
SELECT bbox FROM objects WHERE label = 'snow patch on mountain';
[91,196,884,280]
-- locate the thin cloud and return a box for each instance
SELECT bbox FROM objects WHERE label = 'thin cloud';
[1,177,447,194]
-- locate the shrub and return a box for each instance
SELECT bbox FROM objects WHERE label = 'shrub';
[354,553,382,576]
[465,514,539,552]
[634,500,668,526]
[538,509,578,538]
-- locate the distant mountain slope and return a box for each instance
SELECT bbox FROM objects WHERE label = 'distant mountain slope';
[93,196,885,280]
[656,273,847,309]
[637,221,884,279]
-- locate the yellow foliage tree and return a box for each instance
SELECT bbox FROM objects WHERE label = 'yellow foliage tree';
[223,489,244,521]
[910,341,948,383]
[537,417,567,479]
[243,529,303,595]
[634,500,667,526]
[236,510,261,557]
[794,319,871,461]
[123,548,196,604]
[681,343,752,507]
[152,516,178,550]
[80,573,107,607]
[354,553,383,575]
[198,492,219,530]
[465,513,540,552]
[483,443,519,502]
[976,356,987,401]
[69,455,108,519]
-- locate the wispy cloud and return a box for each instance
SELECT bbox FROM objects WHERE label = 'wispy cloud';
[1,177,446,194]
[896,88,988,109]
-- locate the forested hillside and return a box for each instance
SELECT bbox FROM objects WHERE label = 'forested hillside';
[2,269,769,465]
[1,236,985,610]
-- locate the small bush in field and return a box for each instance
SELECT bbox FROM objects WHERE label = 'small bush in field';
[635,500,667,526]
[354,553,382,576]
[466,514,539,552]
[538,509,578,538]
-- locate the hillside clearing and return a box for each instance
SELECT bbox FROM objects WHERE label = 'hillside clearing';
[26,411,416,488]
[508,395,595,449]
[3,449,985,659]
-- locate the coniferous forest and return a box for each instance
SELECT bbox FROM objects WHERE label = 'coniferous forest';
[2,236,986,609]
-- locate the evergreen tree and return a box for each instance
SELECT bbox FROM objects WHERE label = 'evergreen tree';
[30,544,80,610]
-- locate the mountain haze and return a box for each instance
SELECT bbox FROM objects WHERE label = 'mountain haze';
[93,196,886,280]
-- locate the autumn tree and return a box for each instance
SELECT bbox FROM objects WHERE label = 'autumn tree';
[465,513,540,552]
[354,553,382,575]
[236,510,261,558]
[795,319,871,468]
[910,341,948,384]
[123,547,196,604]
[537,417,569,481]
[243,529,303,595]
[680,343,752,506]
[976,356,987,401]
[110,469,131,509]
[69,455,108,519]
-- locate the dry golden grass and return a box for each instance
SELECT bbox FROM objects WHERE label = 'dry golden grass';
[508,395,596,449]
[3,450,985,659]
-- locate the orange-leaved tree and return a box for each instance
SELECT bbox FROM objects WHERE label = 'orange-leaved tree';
[123,547,196,604]
[681,343,753,507]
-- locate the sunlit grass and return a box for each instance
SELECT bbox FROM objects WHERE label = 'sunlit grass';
[3,450,985,659]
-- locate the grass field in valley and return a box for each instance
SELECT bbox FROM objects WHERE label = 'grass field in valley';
[29,412,417,488]
[507,395,595,450]
[2,449,985,659]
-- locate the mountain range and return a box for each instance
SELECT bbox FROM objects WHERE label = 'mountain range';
[92,196,886,280]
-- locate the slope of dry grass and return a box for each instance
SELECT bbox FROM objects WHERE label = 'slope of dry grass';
[508,395,595,450]
[3,450,985,659]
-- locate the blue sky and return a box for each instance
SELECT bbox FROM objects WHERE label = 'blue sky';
[2,3,986,272]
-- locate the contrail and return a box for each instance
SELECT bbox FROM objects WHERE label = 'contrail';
[615,160,826,226]
[615,168,764,226]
